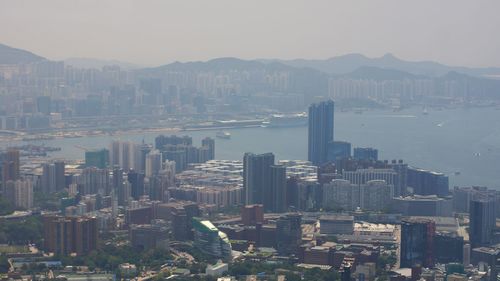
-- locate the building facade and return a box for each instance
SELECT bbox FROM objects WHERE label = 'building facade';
[308,100,334,166]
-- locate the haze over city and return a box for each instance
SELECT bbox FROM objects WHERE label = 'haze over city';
[1,0,500,67]
[1,1,500,281]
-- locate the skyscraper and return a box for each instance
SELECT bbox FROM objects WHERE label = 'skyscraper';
[145,149,162,177]
[308,100,334,166]
[4,179,33,209]
[271,165,287,213]
[1,149,20,182]
[276,213,302,255]
[85,149,109,169]
[469,195,496,247]
[41,163,56,194]
[79,167,110,195]
[128,170,145,200]
[243,153,275,209]
[54,160,66,191]
[202,137,215,160]
[400,218,435,268]
[41,161,65,193]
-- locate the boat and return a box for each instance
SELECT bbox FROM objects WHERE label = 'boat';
[216,131,231,139]
[265,113,307,128]
[422,108,429,115]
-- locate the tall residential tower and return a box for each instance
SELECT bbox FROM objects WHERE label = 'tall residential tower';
[243,152,275,210]
[308,100,334,166]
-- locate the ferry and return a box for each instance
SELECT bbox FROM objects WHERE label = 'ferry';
[265,113,307,128]
[216,131,231,139]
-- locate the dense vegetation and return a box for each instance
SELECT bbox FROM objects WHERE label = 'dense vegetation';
[0,196,15,215]
[0,216,43,245]
[59,244,172,273]
[34,191,68,211]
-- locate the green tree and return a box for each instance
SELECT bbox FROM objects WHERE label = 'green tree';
[0,196,14,215]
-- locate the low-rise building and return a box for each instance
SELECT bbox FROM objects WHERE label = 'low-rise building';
[206,262,229,277]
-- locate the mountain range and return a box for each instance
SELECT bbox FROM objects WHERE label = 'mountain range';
[64,57,141,70]
[261,53,500,78]
[2,42,500,82]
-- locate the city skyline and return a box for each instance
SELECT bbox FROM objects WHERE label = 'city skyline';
[1,2,500,280]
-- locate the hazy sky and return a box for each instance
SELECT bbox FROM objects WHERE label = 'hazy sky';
[1,0,499,67]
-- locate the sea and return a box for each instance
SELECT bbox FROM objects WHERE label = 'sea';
[14,107,500,189]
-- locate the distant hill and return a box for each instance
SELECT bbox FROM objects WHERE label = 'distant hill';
[137,57,329,98]
[0,43,45,64]
[263,53,500,78]
[64,57,141,70]
[338,66,425,80]
[139,57,294,74]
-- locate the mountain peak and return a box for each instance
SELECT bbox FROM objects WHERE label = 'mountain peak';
[380,53,400,62]
[0,43,45,64]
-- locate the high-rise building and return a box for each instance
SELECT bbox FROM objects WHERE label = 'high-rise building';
[172,208,190,241]
[192,218,232,261]
[322,179,393,212]
[155,135,192,150]
[392,195,453,217]
[36,96,52,115]
[435,233,464,264]
[54,160,66,191]
[128,170,145,200]
[271,165,287,213]
[109,141,142,171]
[202,137,215,160]
[353,147,379,161]
[79,167,110,195]
[112,167,126,205]
[388,160,408,197]
[360,180,393,212]
[320,215,354,235]
[163,149,187,172]
[241,204,264,226]
[148,167,175,202]
[327,141,351,163]
[40,161,65,193]
[343,168,398,188]
[85,149,109,169]
[129,223,169,251]
[41,162,56,194]
[400,218,435,268]
[276,213,302,255]
[407,167,449,197]
[322,179,360,211]
[109,141,121,168]
[243,153,275,209]
[308,100,334,166]
[1,149,20,182]
[139,144,152,173]
[145,150,162,177]
[43,215,98,256]
[4,179,33,209]
[469,195,496,247]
